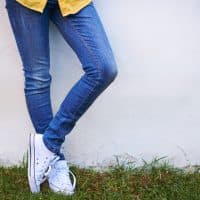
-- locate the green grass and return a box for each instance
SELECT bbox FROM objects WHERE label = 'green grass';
[1,158,200,200]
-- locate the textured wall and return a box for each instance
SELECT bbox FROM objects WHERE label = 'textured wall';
[1,0,200,167]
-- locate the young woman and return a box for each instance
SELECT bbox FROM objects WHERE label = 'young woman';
[5,0,118,195]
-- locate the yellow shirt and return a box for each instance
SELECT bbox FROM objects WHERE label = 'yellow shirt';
[16,0,92,17]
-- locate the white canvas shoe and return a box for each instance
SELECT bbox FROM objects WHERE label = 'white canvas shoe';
[28,132,60,193]
[47,159,76,196]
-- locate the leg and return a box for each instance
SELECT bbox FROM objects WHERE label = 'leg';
[5,0,52,133]
[5,0,65,159]
[43,1,118,153]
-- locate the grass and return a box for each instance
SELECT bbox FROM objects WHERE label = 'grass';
[0,157,200,200]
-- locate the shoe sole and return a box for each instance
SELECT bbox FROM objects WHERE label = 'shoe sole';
[28,132,40,193]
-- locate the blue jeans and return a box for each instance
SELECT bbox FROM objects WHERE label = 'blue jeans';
[5,0,118,160]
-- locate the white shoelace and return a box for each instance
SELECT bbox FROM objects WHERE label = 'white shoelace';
[55,165,76,190]
[69,170,76,190]
[46,160,77,190]
[40,156,60,184]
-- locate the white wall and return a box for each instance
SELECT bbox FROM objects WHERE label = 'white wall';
[1,0,200,168]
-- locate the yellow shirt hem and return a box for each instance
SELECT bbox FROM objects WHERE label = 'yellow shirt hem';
[15,0,93,17]
[59,0,92,17]
[16,0,47,13]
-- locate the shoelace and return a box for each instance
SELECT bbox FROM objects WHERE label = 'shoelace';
[56,146,76,191]
[49,160,77,191]
[40,156,61,184]
[54,163,76,190]
[60,147,76,190]
[69,170,76,190]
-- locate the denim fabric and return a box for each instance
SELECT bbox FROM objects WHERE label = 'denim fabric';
[5,0,118,159]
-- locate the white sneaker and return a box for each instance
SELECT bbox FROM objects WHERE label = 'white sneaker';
[47,159,76,195]
[28,132,60,193]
